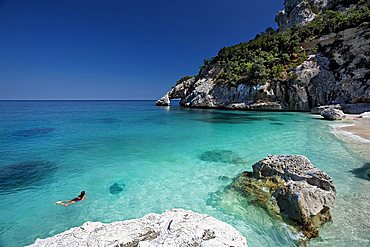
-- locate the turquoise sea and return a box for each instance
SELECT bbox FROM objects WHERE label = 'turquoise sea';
[0,101,369,247]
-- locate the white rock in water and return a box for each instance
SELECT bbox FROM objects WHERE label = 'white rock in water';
[155,93,170,106]
[321,108,345,120]
[28,209,248,247]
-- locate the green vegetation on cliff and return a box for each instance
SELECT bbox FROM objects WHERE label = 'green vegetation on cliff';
[176,75,193,85]
[199,0,370,86]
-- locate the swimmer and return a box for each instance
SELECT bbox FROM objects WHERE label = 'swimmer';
[55,191,86,207]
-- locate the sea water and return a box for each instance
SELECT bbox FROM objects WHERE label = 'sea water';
[0,101,369,247]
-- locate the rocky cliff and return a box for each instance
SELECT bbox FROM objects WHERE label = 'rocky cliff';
[28,209,248,247]
[275,0,330,31]
[157,0,370,112]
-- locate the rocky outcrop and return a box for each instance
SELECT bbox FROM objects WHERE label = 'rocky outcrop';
[311,104,341,114]
[155,93,170,106]
[321,108,345,120]
[231,155,336,239]
[28,209,248,247]
[161,70,285,110]
[275,0,330,31]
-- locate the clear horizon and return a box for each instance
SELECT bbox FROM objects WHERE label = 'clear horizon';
[0,0,283,100]
[0,98,184,101]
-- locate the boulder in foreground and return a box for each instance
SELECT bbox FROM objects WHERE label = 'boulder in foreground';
[232,155,336,239]
[28,209,247,247]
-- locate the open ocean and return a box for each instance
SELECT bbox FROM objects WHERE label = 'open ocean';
[0,100,369,247]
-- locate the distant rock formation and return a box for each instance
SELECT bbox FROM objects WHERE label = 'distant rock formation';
[0,161,56,194]
[311,104,341,114]
[155,93,170,106]
[321,108,345,120]
[28,209,248,247]
[231,155,336,239]
[157,25,370,112]
[157,0,370,113]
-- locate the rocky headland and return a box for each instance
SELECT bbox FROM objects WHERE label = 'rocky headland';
[28,209,247,247]
[157,0,370,113]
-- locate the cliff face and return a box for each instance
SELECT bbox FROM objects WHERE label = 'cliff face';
[157,0,370,112]
[275,0,330,31]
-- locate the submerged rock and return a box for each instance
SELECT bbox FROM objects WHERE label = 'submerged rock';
[28,209,248,247]
[350,163,370,181]
[197,112,277,124]
[231,155,336,239]
[271,122,284,125]
[321,108,345,120]
[14,127,55,138]
[99,118,121,124]
[109,182,125,194]
[0,161,56,194]
[218,175,232,182]
[199,150,245,164]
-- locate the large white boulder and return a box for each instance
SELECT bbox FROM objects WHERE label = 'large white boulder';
[28,209,248,247]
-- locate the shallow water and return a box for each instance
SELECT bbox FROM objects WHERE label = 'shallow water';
[0,101,369,247]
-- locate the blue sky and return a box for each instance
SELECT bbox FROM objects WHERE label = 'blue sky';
[0,0,283,100]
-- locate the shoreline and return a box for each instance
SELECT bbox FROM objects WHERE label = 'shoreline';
[331,115,370,162]
[331,115,370,143]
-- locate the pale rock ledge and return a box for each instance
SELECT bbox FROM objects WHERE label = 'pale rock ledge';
[28,209,248,247]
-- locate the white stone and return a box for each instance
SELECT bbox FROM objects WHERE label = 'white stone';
[28,209,248,247]
[360,111,370,119]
